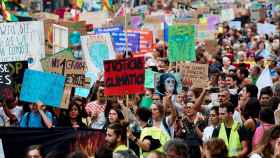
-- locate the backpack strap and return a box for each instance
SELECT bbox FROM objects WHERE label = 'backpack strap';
[162,117,171,136]
[26,112,31,127]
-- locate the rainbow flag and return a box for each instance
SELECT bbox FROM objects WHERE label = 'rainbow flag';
[76,0,83,9]
[1,0,18,21]
[103,0,113,11]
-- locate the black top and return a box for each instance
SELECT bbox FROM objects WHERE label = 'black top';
[212,124,249,142]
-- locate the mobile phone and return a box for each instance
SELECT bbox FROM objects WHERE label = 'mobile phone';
[209,87,220,93]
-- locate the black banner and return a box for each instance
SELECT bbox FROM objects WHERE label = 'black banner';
[0,127,105,158]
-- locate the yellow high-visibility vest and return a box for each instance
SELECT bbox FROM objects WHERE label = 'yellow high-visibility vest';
[218,122,243,157]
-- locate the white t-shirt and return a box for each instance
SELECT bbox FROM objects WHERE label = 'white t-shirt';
[202,125,215,143]
[0,106,23,127]
[249,153,263,158]
[233,110,243,124]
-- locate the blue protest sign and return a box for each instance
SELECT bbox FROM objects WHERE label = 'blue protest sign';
[95,26,123,34]
[111,32,140,53]
[20,69,66,107]
[228,21,241,30]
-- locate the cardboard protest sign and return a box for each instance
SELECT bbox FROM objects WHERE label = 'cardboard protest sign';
[44,20,87,55]
[0,21,45,70]
[79,11,109,27]
[32,12,59,21]
[173,10,198,24]
[81,34,116,74]
[180,63,208,88]
[53,24,69,54]
[60,86,73,109]
[20,69,65,107]
[104,57,145,96]
[205,40,219,55]
[0,61,28,97]
[257,23,277,35]
[111,32,140,53]
[41,48,89,88]
[168,25,196,62]
[128,29,154,56]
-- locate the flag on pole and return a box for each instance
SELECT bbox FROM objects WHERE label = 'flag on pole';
[256,68,273,97]
[0,0,18,21]
[103,0,113,11]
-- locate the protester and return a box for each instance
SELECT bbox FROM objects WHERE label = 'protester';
[202,138,228,158]
[24,145,44,158]
[59,101,87,128]
[164,139,189,158]
[212,102,249,157]
[105,122,129,153]
[20,102,53,128]
[249,125,280,158]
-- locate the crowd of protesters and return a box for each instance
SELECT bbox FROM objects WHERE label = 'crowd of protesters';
[1,0,280,158]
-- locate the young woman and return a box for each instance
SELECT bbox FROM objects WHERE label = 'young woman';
[250,125,280,158]
[24,145,44,158]
[60,102,86,128]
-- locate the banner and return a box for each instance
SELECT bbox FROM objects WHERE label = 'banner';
[0,61,28,98]
[180,63,208,88]
[41,49,89,88]
[81,34,116,74]
[0,21,45,70]
[20,69,65,107]
[111,32,140,53]
[0,127,105,158]
[168,25,196,62]
[104,57,145,96]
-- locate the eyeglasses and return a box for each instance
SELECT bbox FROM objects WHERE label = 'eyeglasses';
[218,94,226,97]
[166,79,175,84]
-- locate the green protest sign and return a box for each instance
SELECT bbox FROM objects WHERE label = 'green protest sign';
[168,25,196,62]
[145,69,157,88]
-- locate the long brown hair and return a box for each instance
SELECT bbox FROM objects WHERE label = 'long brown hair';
[251,125,280,158]
[204,138,228,158]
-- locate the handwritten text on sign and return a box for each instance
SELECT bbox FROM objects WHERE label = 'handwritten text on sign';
[0,21,45,64]
[180,63,208,88]
[104,57,145,96]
